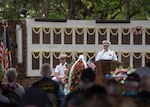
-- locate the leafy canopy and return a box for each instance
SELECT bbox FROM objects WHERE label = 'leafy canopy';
[0,0,149,20]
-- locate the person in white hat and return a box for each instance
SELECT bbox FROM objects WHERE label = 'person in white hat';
[52,53,68,84]
[95,40,117,61]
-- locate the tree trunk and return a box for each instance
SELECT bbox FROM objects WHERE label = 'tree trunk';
[44,0,50,18]
[67,0,76,19]
[125,0,130,19]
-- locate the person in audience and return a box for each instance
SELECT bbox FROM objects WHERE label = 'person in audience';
[65,90,89,107]
[145,61,150,68]
[124,73,140,98]
[105,79,122,96]
[137,75,150,104]
[22,87,51,107]
[52,53,68,84]
[85,85,111,107]
[0,81,9,104]
[95,40,117,61]
[63,68,96,107]
[2,68,25,98]
[31,63,65,105]
[78,67,96,89]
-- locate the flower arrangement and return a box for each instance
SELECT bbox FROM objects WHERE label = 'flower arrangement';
[109,65,132,84]
[64,59,85,91]
[64,55,87,94]
[132,26,143,35]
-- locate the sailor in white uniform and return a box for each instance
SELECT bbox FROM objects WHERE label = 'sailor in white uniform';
[52,53,68,84]
[95,40,118,61]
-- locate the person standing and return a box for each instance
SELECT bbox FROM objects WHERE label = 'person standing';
[95,40,117,61]
[52,53,68,84]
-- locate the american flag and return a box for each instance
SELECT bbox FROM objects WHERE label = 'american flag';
[0,22,12,71]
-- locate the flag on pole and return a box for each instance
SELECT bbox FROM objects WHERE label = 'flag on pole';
[0,21,12,72]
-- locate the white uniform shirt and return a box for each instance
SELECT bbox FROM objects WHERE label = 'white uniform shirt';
[95,49,117,61]
[55,62,67,76]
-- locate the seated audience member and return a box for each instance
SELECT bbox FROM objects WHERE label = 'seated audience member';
[22,87,51,107]
[78,68,96,89]
[134,67,150,78]
[2,68,25,98]
[137,75,150,104]
[31,63,65,105]
[145,61,150,68]
[65,90,89,107]
[105,80,137,107]
[0,81,9,104]
[110,97,136,107]
[84,85,111,107]
[52,53,68,84]
[124,73,140,98]
[63,68,96,107]
[105,79,122,96]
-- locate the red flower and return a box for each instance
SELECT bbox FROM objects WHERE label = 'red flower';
[114,69,120,74]
[70,86,73,90]
[74,66,78,71]
[117,77,123,81]
[72,75,75,79]
[75,80,79,84]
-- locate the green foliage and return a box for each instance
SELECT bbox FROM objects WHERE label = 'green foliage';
[0,62,5,81]
[127,66,131,71]
[0,0,149,20]
[110,71,114,75]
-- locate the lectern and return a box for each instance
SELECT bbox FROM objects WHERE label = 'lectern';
[94,60,122,85]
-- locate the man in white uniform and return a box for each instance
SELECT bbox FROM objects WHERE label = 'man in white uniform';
[95,40,118,61]
[52,53,68,84]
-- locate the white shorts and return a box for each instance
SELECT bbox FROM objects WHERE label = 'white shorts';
[52,76,65,84]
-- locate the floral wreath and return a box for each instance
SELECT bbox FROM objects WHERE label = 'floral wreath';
[64,55,87,94]
[132,26,143,35]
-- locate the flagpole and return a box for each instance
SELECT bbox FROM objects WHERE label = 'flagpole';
[6,22,12,68]
[9,51,12,68]
[3,23,7,71]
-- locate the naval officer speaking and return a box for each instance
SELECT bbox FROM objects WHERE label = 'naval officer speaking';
[95,40,118,61]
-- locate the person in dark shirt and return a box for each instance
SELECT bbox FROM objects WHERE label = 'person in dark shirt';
[124,73,140,98]
[0,81,9,104]
[137,75,150,104]
[31,63,65,104]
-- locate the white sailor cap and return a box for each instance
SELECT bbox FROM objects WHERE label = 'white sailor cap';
[102,40,111,45]
[58,53,67,59]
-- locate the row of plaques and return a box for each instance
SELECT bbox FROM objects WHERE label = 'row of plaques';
[32,29,150,45]
[32,52,150,70]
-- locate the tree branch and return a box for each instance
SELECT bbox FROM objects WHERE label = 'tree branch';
[111,11,121,19]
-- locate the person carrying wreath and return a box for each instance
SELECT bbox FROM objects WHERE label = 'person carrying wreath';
[52,53,69,84]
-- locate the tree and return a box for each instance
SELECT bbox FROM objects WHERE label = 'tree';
[0,0,149,20]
